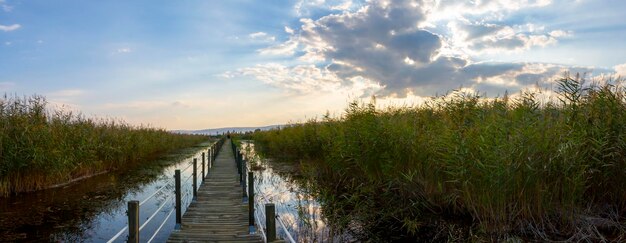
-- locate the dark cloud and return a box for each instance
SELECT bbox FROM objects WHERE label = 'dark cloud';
[237,0,589,98]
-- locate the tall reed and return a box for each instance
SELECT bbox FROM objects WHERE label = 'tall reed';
[252,74,626,240]
[0,95,207,196]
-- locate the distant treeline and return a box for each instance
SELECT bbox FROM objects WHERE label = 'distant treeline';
[0,95,208,196]
[252,74,626,241]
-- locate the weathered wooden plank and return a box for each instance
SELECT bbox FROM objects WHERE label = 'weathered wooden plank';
[168,139,262,243]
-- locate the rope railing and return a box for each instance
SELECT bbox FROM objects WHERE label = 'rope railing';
[147,207,175,243]
[180,161,194,173]
[107,138,226,243]
[252,179,297,243]
[232,139,298,243]
[276,215,297,243]
[139,195,173,231]
[106,225,128,243]
[139,182,170,206]
[182,173,194,184]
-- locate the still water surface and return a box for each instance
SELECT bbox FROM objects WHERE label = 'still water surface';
[0,143,210,242]
[242,141,351,242]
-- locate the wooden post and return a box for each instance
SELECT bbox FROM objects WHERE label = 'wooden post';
[248,172,254,227]
[175,169,182,229]
[242,159,247,197]
[193,158,197,201]
[127,200,139,243]
[208,148,212,169]
[236,149,241,174]
[238,151,243,184]
[265,203,276,242]
[202,152,205,180]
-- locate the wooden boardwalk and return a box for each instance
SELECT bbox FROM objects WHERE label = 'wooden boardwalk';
[168,139,262,243]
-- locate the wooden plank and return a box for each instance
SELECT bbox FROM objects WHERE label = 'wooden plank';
[168,139,262,243]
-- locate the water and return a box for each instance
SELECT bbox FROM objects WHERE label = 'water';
[0,143,212,242]
[241,141,352,242]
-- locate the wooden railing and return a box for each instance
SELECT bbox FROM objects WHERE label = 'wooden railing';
[107,137,225,243]
[231,139,297,243]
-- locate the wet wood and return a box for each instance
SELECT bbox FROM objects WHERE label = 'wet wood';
[168,139,262,243]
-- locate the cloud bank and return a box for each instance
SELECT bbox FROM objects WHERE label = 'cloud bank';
[227,0,618,98]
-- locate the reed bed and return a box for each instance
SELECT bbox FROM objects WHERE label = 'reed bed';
[0,95,207,196]
[252,74,626,241]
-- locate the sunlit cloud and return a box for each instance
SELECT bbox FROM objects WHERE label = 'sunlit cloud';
[237,0,597,98]
[258,39,298,56]
[615,63,626,78]
[226,63,382,97]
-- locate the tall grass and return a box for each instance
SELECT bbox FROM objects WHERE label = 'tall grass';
[0,95,207,196]
[252,74,626,240]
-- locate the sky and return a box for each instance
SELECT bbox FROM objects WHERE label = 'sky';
[1,0,626,130]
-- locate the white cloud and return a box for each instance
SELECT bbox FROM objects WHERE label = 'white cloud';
[427,0,553,22]
[285,26,295,34]
[295,0,359,16]
[259,38,298,56]
[0,0,12,12]
[446,21,570,54]
[249,32,268,38]
[117,48,132,53]
[615,63,626,77]
[249,32,276,42]
[330,0,352,10]
[235,63,343,93]
[0,24,20,32]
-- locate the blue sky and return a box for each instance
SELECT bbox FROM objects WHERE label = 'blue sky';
[1,0,626,129]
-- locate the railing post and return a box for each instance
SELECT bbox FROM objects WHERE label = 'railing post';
[236,149,241,174]
[127,200,139,243]
[207,148,211,170]
[175,169,182,229]
[202,152,205,180]
[248,172,254,228]
[239,151,244,184]
[242,159,247,197]
[266,203,276,242]
[193,158,198,201]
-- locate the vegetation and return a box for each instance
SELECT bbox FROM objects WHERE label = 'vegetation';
[252,74,626,241]
[0,95,208,196]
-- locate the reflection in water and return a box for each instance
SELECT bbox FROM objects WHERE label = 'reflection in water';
[242,142,352,242]
[0,143,211,242]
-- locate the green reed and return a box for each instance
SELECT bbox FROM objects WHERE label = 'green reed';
[0,94,207,196]
[252,74,626,240]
